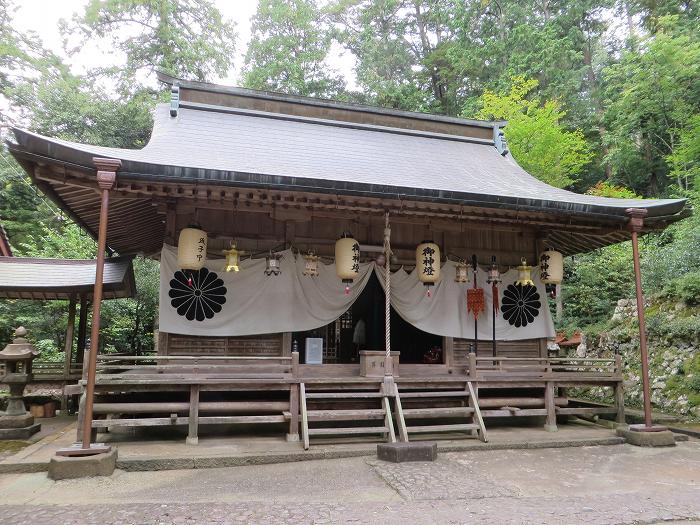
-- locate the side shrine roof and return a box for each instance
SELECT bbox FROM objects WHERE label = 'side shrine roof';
[0,256,136,300]
[6,74,689,256]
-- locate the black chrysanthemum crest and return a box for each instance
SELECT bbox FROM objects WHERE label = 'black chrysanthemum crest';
[501,283,541,328]
[169,268,227,322]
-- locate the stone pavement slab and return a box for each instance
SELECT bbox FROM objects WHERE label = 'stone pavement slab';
[0,419,628,473]
[0,440,697,524]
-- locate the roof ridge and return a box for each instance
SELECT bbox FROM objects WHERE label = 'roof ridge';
[177,101,496,147]
[157,71,504,130]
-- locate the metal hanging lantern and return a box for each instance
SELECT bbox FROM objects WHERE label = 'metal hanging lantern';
[416,241,440,296]
[539,250,563,284]
[486,256,502,285]
[265,252,282,276]
[177,225,207,271]
[515,257,534,286]
[335,232,360,294]
[223,243,242,272]
[303,251,319,277]
[455,260,470,283]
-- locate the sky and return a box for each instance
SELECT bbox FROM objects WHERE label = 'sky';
[11,0,356,87]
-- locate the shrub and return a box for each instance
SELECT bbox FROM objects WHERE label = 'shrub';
[662,271,700,306]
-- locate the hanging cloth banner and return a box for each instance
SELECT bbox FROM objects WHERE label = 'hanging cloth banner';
[159,244,374,337]
[374,261,555,341]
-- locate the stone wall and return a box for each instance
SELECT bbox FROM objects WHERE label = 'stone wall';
[571,298,700,419]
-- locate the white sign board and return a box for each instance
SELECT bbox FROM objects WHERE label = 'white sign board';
[305,338,323,365]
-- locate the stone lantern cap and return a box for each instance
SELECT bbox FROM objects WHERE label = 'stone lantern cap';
[0,327,40,361]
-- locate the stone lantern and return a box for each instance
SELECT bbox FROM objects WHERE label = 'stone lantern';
[0,327,41,439]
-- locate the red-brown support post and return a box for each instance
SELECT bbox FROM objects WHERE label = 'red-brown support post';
[626,208,663,432]
[58,158,120,457]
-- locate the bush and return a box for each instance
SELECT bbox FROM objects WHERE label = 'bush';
[33,339,64,362]
[662,271,700,306]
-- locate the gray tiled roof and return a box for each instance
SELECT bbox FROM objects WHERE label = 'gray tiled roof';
[0,256,136,300]
[10,102,687,219]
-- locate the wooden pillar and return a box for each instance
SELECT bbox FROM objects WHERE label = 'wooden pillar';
[555,283,563,323]
[468,352,477,380]
[282,332,292,357]
[544,381,558,432]
[443,336,454,368]
[187,384,200,445]
[76,295,88,365]
[63,295,77,378]
[626,208,653,429]
[79,157,120,453]
[287,384,300,442]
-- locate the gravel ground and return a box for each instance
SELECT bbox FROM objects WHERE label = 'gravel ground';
[0,441,698,524]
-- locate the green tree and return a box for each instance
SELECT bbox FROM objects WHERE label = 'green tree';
[65,0,237,90]
[243,0,345,97]
[475,76,592,188]
[602,16,700,195]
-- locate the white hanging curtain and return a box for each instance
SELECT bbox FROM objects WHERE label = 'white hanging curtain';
[374,261,555,341]
[159,245,374,337]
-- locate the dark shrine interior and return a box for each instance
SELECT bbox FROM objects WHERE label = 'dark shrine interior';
[294,272,443,364]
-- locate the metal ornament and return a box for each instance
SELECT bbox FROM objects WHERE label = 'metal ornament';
[265,252,282,276]
[455,260,469,283]
[223,243,242,272]
[303,251,320,277]
[486,256,501,355]
[515,258,534,286]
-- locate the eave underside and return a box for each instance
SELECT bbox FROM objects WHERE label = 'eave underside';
[11,154,688,263]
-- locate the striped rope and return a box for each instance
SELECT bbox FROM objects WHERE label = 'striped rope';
[384,212,392,364]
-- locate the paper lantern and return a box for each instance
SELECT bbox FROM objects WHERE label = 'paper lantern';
[177,226,207,270]
[455,261,469,283]
[223,243,241,272]
[335,233,360,284]
[416,241,440,287]
[303,252,319,277]
[265,252,282,276]
[539,250,563,284]
[515,258,534,286]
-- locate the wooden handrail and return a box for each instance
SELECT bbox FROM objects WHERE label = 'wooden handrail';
[96,355,293,361]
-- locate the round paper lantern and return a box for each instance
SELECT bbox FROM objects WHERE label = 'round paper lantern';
[515,258,534,286]
[335,232,360,284]
[178,226,207,270]
[539,250,563,284]
[416,241,440,286]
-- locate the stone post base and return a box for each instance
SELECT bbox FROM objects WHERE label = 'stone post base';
[377,442,437,463]
[0,414,40,440]
[617,426,676,447]
[48,448,118,480]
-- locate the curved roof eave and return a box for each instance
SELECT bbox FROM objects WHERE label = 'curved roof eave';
[9,125,688,225]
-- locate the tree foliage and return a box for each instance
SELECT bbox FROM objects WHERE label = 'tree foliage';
[475,77,593,188]
[0,0,699,348]
[243,0,345,97]
[65,0,237,90]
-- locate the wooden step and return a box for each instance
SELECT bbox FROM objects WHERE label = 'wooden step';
[305,392,385,399]
[308,426,389,436]
[399,391,468,398]
[306,409,386,421]
[401,407,474,418]
[406,423,479,433]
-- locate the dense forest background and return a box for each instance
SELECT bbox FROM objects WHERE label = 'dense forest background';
[0,0,698,360]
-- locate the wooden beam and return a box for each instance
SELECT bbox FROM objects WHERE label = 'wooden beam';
[63,295,77,378]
